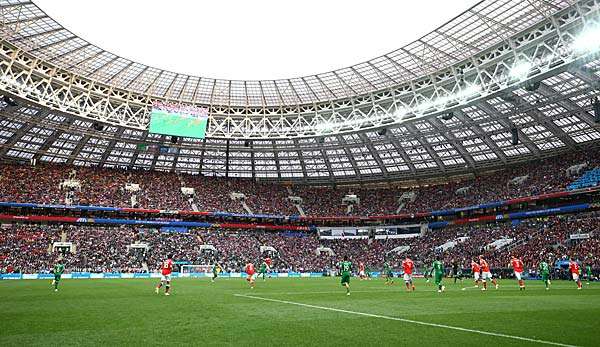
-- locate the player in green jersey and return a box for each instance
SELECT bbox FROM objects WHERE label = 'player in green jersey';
[339,256,352,296]
[383,261,394,285]
[585,264,593,285]
[51,260,65,292]
[539,260,551,290]
[211,263,222,283]
[259,262,268,281]
[430,256,445,293]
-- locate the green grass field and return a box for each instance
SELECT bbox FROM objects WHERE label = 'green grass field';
[1,277,598,346]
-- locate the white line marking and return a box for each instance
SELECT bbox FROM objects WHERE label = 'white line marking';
[248,289,395,295]
[234,293,577,347]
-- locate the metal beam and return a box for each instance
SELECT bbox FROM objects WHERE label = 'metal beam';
[501,91,578,149]
[294,140,309,182]
[3,14,46,27]
[428,116,477,168]
[454,109,508,164]
[404,122,446,171]
[568,65,600,89]
[358,133,389,178]
[0,107,46,156]
[537,82,599,127]
[11,27,64,43]
[66,133,91,165]
[336,135,362,180]
[382,131,417,174]
[0,1,33,10]
[29,34,76,53]
[477,100,541,156]
[32,117,75,160]
[319,148,335,182]
[98,127,126,166]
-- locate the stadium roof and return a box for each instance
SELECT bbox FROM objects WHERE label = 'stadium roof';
[0,0,574,106]
[0,0,599,183]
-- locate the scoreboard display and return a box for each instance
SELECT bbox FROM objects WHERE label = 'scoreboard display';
[148,102,208,139]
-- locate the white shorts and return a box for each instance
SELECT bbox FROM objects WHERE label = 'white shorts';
[481,271,492,281]
[572,273,579,281]
[474,272,480,281]
[514,271,522,281]
[161,274,171,282]
[403,273,412,282]
[359,270,365,276]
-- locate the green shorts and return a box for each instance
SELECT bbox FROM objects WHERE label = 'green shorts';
[541,273,549,281]
[341,273,350,285]
[386,272,393,278]
[434,273,443,286]
[54,275,61,282]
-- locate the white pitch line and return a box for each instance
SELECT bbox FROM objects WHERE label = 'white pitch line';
[234,293,578,347]
[247,289,396,296]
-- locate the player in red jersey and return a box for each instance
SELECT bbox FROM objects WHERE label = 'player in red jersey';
[471,260,481,288]
[265,257,272,268]
[569,258,582,290]
[401,257,416,291]
[358,262,366,280]
[479,256,498,291]
[510,256,526,290]
[245,262,256,289]
[156,254,174,296]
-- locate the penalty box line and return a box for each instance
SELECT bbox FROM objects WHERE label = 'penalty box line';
[234,294,577,347]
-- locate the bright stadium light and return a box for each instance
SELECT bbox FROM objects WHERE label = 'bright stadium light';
[313,82,482,131]
[315,121,334,133]
[572,24,600,53]
[429,84,482,109]
[454,84,481,100]
[393,107,407,120]
[509,61,533,80]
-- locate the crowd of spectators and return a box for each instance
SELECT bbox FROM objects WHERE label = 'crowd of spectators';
[2,212,599,274]
[0,149,599,217]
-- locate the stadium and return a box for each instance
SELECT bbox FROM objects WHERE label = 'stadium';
[1,0,600,345]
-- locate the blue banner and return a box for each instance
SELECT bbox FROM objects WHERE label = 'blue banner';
[37,273,55,279]
[160,226,188,233]
[71,272,91,279]
[103,272,122,278]
[1,272,328,280]
[1,273,22,279]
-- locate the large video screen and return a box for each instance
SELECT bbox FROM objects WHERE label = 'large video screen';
[148,102,209,139]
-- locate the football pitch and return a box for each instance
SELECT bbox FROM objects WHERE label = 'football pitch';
[1,277,599,346]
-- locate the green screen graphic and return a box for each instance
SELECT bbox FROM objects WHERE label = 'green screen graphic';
[148,108,208,139]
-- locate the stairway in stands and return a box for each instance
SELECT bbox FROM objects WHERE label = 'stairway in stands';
[567,167,600,190]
